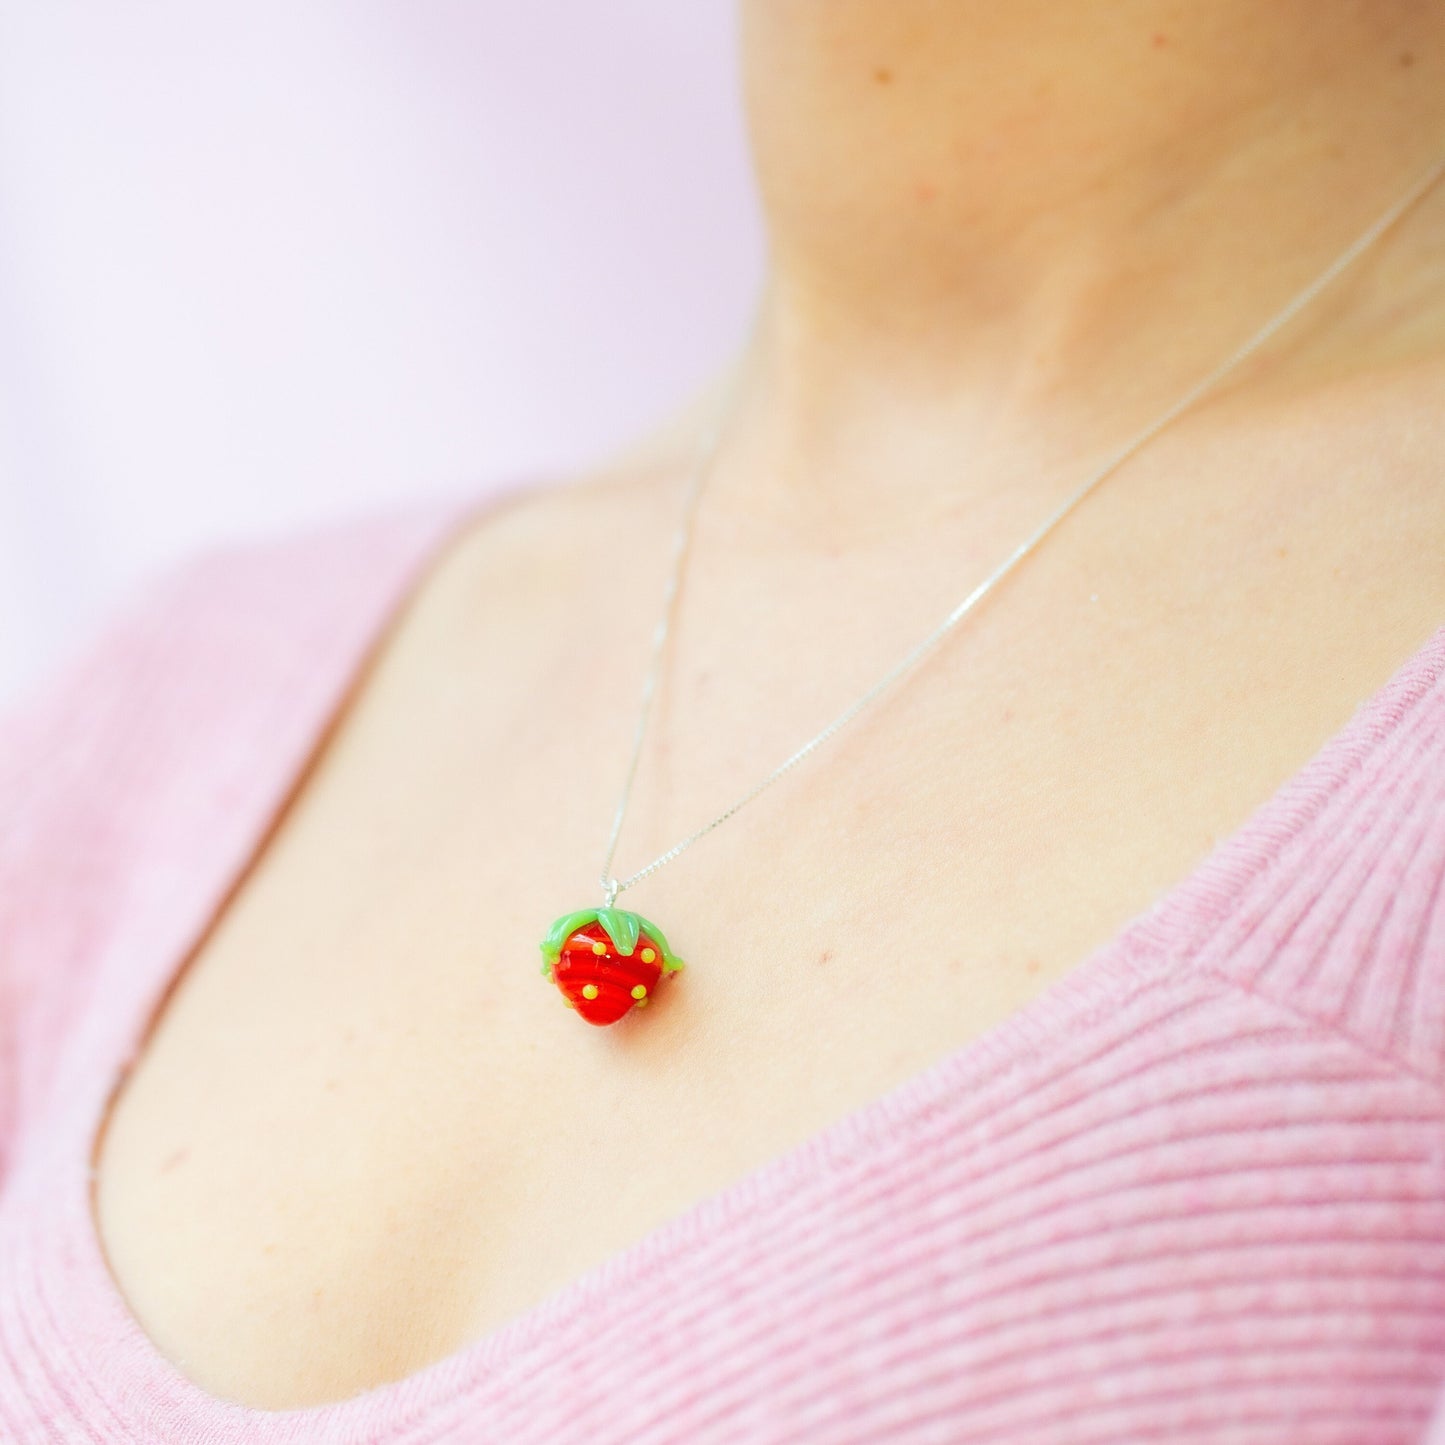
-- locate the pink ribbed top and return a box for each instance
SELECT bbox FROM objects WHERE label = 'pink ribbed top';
[3,480,1445,1444]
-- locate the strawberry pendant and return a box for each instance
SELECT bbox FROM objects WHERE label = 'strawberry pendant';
[539,907,685,1025]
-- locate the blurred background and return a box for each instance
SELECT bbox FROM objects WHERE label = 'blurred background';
[0,1,763,706]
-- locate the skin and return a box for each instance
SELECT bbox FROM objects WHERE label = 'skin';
[95,0,1445,1410]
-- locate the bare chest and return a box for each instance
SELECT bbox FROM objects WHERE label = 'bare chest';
[90,465,1445,1409]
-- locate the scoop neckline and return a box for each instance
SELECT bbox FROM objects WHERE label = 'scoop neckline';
[53,476,1445,1438]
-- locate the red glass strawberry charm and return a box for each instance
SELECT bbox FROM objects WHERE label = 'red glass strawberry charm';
[539,907,685,1025]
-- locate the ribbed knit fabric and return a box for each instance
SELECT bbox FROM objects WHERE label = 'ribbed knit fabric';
[3,477,1445,1444]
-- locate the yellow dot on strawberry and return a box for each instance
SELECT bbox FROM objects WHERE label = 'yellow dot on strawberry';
[631,984,647,999]
[591,942,607,956]
[582,983,599,1000]
[640,948,656,964]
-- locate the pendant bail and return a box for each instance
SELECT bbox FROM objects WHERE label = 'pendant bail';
[601,875,621,908]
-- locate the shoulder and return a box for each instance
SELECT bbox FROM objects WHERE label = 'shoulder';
[0,491,474,835]
[0,463,680,1136]
[0,461,671,938]
[0,483,538,1153]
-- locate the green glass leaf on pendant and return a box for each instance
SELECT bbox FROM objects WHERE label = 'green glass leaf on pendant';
[595,907,641,956]
[538,905,687,983]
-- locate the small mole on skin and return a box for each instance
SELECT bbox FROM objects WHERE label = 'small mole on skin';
[874,65,893,84]
[1151,32,1168,48]
[1276,546,1289,559]
[915,180,937,203]
[1400,51,1416,68]
[819,949,834,966]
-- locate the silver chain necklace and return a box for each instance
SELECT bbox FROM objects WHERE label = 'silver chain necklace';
[539,150,1445,1026]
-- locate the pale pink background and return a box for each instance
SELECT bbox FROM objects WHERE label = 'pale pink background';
[0,2,763,704]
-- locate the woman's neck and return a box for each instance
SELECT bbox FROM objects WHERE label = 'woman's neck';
[704,0,1445,539]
